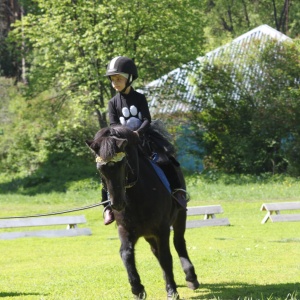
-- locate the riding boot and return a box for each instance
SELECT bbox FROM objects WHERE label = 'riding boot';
[102,187,115,225]
[103,206,115,225]
[173,189,188,210]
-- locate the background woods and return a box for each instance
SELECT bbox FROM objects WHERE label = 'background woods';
[0,0,300,193]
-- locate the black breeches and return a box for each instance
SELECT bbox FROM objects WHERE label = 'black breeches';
[158,161,183,191]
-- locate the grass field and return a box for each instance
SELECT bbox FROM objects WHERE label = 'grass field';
[0,174,299,300]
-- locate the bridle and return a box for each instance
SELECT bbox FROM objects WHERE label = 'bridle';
[96,151,126,165]
[96,151,138,190]
[125,159,138,188]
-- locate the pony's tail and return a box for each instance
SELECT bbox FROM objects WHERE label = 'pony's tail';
[149,120,176,155]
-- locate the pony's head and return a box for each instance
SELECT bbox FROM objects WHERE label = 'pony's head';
[86,126,139,211]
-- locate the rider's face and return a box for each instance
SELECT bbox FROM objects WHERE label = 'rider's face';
[111,75,130,93]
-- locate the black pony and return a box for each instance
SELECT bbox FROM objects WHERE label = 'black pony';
[86,125,199,300]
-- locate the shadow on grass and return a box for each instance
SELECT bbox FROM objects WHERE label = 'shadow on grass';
[0,292,46,298]
[187,282,298,299]
[0,151,99,195]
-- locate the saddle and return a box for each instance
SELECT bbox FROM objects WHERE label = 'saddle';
[138,130,187,209]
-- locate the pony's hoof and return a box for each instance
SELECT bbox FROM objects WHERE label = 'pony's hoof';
[167,292,180,300]
[186,279,200,290]
[133,290,147,300]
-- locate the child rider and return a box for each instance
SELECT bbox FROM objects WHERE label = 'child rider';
[102,56,152,225]
[102,56,187,225]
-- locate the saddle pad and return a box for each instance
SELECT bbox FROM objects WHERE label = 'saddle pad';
[149,160,171,193]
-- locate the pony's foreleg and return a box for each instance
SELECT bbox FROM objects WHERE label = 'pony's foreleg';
[172,211,200,290]
[119,236,146,298]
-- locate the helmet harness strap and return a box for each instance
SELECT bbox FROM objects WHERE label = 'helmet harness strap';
[120,74,133,94]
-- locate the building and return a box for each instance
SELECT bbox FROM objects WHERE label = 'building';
[139,25,292,172]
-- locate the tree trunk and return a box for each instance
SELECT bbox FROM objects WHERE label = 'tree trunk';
[20,6,27,84]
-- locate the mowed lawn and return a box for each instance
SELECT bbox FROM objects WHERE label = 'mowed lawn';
[0,177,299,300]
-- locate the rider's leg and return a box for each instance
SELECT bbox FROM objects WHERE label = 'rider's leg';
[158,158,188,209]
[102,186,115,225]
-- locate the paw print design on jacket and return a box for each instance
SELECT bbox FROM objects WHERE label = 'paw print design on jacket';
[119,105,143,131]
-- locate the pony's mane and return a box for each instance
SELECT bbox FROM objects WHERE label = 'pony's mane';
[91,126,137,160]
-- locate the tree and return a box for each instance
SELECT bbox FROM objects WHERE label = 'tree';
[0,0,39,79]
[202,0,300,50]
[1,0,206,177]
[10,0,205,128]
[0,0,21,77]
[190,38,300,174]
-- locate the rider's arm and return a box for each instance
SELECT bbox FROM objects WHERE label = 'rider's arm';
[108,97,120,126]
[136,95,151,136]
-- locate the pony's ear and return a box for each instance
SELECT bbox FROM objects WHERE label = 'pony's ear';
[85,140,93,148]
[85,140,96,154]
[115,138,128,151]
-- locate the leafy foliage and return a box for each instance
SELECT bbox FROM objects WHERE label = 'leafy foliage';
[0,84,99,190]
[202,0,300,50]
[10,0,205,126]
[191,39,300,175]
[0,0,206,184]
[1,0,300,189]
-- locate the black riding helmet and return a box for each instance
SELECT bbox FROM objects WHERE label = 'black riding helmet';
[105,56,138,93]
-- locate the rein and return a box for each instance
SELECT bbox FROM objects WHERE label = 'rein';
[125,160,138,188]
[0,200,111,219]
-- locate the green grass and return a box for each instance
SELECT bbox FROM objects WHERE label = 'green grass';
[0,174,299,299]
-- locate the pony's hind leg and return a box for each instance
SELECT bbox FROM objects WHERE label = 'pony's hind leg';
[145,237,159,259]
[145,238,179,299]
[172,210,200,290]
[146,231,179,299]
